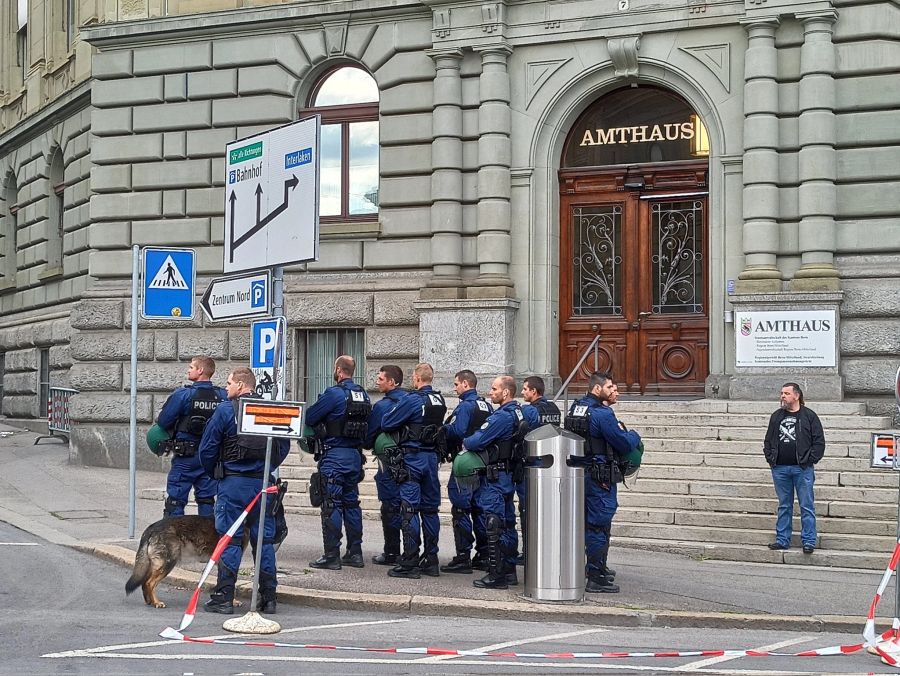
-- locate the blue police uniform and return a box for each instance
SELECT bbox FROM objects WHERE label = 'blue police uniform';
[463,400,524,589]
[198,394,290,611]
[566,393,640,592]
[381,385,446,577]
[442,389,492,570]
[365,386,407,564]
[517,398,562,561]
[157,380,226,518]
[305,378,371,567]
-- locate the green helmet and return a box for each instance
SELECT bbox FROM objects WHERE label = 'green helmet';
[621,440,644,477]
[146,424,171,456]
[451,451,486,493]
[297,424,317,454]
[373,432,399,458]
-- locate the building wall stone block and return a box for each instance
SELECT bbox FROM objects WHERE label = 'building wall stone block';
[49,345,72,369]
[163,132,188,160]
[133,42,213,75]
[188,69,239,99]
[366,326,419,359]
[154,331,178,360]
[842,319,900,356]
[5,349,37,372]
[93,50,134,80]
[92,134,164,164]
[237,66,295,97]
[133,101,213,132]
[5,372,38,395]
[71,300,125,329]
[69,362,124,391]
[186,187,224,216]
[132,159,212,190]
[843,357,900,395]
[91,192,163,221]
[2,396,38,417]
[842,278,900,317]
[88,222,132,249]
[228,329,250,360]
[211,96,295,127]
[363,238,429,270]
[186,128,238,158]
[71,332,154,361]
[286,292,373,326]
[91,108,133,136]
[91,165,132,193]
[164,73,188,102]
[92,76,165,108]
[70,393,153,422]
[374,291,419,326]
[176,330,229,360]
[137,362,192,391]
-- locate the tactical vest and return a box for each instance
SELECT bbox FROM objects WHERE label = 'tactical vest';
[322,383,372,440]
[175,386,223,437]
[491,407,527,463]
[221,399,270,463]
[445,397,491,456]
[564,397,608,457]
[404,391,447,445]
[532,399,562,426]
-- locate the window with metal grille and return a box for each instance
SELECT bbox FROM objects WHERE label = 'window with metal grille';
[300,329,365,402]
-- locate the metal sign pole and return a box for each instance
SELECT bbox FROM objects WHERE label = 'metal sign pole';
[128,245,139,539]
[248,265,283,615]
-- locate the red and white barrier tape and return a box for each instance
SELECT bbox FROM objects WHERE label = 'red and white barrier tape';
[162,486,276,634]
[159,502,900,665]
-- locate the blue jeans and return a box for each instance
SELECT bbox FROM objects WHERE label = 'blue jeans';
[771,464,817,546]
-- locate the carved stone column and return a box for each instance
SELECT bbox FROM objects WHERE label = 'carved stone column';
[471,43,514,297]
[735,18,781,293]
[791,11,840,292]
[424,48,465,298]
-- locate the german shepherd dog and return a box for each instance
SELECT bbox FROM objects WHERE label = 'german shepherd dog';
[125,515,249,609]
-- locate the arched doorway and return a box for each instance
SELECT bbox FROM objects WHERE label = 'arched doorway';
[558,86,709,395]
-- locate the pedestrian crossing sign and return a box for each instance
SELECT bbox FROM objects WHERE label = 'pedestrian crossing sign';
[141,247,196,320]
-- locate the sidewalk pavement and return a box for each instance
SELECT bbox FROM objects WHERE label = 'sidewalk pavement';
[0,421,895,633]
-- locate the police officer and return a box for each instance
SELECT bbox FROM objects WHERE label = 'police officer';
[564,371,640,594]
[517,376,561,564]
[198,367,290,614]
[365,365,407,566]
[156,356,226,518]
[305,355,372,570]
[440,370,492,574]
[463,375,526,590]
[381,363,446,579]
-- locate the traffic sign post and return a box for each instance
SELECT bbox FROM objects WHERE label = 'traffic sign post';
[200,270,271,322]
[223,117,320,274]
[250,317,286,401]
[141,247,196,320]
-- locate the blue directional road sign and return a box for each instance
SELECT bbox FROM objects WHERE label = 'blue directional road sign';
[141,247,196,320]
[251,317,287,400]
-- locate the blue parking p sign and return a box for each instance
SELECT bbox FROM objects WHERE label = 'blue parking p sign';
[141,247,195,320]
[251,317,286,400]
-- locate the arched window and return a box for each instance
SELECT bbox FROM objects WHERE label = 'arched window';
[1,174,18,286]
[302,66,379,221]
[46,151,65,271]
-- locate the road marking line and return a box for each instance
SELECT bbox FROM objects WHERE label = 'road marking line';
[42,618,408,657]
[36,651,869,674]
[0,542,39,545]
[414,626,610,663]
[679,637,811,671]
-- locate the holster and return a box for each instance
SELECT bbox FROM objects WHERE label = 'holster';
[511,459,525,484]
[213,460,225,480]
[387,448,408,484]
[309,471,324,508]
[485,463,500,482]
[159,439,198,457]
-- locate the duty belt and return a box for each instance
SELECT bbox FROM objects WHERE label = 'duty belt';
[160,439,198,457]
[223,469,265,479]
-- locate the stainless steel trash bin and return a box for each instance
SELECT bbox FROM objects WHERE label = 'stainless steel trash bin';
[523,425,585,602]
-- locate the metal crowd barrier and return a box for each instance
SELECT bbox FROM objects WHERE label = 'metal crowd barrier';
[34,387,79,445]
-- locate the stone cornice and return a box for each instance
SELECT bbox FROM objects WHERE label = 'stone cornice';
[0,81,90,154]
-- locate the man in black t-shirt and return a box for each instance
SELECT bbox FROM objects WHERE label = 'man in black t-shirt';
[762,383,826,554]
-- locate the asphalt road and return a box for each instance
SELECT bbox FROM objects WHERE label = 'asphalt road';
[1,519,895,675]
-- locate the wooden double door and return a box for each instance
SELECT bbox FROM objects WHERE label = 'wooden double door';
[559,162,709,395]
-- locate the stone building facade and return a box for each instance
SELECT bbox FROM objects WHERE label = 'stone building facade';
[1,0,899,466]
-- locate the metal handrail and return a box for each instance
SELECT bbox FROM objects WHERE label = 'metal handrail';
[552,334,602,413]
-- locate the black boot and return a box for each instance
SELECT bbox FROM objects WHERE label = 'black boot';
[586,572,619,593]
[310,551,342,570]
[374,503,402,565]
[256,572,277,614]
[418,554,440,577]
[342,547,365,568]
[205,564,237,614]
[471,552,488,571]
[440,554,473,574]
[473,514,507,590]
[388,553,421,579]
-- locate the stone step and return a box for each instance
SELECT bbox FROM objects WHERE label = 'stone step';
[609,400,868,416]
[673,509,897,537]
[616,412,891,430]
[612,522,897,552]
[610,536,889,570]
[646,438,870,458]
[635,425,874,443]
